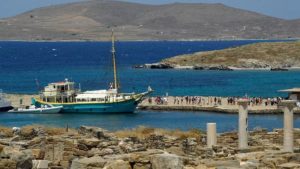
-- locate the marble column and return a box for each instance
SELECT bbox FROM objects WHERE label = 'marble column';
[207,123,217,148]
[279,100,296,153]
[237,99,249,150]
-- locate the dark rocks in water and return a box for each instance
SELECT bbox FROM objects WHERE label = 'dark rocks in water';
[270,67,289,71]
[208,66,233,71]
[148,63,174,69]
[132,64,146,69]
[193,66,204,70]
[132,63,174,69]
[135,64,235,71]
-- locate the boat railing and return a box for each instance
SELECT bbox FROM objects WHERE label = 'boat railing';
[40,89,78,96]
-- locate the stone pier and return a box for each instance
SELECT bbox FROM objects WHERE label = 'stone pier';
[207,123,217,148]
[238,99,249,150]
[279,100,296,153]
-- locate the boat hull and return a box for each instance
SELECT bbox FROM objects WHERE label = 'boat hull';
[0,106,13,112]
[8,106,62,114]
[33,99,139,113]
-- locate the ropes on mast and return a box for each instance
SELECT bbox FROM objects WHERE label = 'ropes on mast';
[111,29,119,92]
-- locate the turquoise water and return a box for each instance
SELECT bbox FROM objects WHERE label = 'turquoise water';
[0,111,299,132]
[0,40,299,131]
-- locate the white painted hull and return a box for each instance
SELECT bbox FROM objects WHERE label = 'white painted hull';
[8,106,62,114]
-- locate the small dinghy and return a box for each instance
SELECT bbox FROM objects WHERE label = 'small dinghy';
[9,105,62,114]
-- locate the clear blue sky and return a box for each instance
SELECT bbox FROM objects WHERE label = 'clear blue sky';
[0,0,299,20]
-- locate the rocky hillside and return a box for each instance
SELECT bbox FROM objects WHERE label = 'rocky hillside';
[161,41,300,69]
[0,0,300,40]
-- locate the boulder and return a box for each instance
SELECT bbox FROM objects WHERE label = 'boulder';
[27,137,45,147]
[133,163,151,169]
[73,149,88,157]
[79,126,114,140]
[20,126,45,139]
[127,149,165,164]
[12,150,33,169]
[78,138,100,149]
[32,149,45,159]
[0,159,17,169]
[0,144,4,153]
[32,160,49,169]
[278,162,300,169]
[146,135,166,149]
[0,147,33,169]
[77,143,89,151]
[104,160,131,169]
[10,136,20,142]
[151,153,183,169]
[203,160,240,168]
[70,156,106,169]
[120,143,146,153]
[99,148,114,156]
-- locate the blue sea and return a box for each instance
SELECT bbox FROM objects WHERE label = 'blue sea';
[0,40,299,132]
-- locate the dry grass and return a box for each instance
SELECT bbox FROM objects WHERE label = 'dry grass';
[20,125,73,136]
[0,126,13,137]
[20,125,40,136]
[44,126,77,136]
[115,126,203,140]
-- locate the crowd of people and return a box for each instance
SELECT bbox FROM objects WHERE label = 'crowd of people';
[148,96,223,106]
[146,96,284,107]
[227,97,283,106]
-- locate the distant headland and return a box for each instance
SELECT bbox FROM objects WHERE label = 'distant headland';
[136,41,300,70]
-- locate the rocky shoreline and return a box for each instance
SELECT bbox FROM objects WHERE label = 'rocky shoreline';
[0,125,300,169]
[133,63,296,71]
[133,63,234,71]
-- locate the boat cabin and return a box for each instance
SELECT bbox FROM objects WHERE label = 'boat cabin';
[41,79,77,103]
[40,79,134,104]
[75,89,133,103]
[279,88,300,101]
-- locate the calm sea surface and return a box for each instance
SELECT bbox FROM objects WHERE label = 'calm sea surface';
[0,40,299,131]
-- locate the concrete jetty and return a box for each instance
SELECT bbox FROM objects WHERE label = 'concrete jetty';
[4,94,300,114]
[139,96,300,114]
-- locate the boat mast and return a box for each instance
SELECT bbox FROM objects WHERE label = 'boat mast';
[111,29,118,91]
